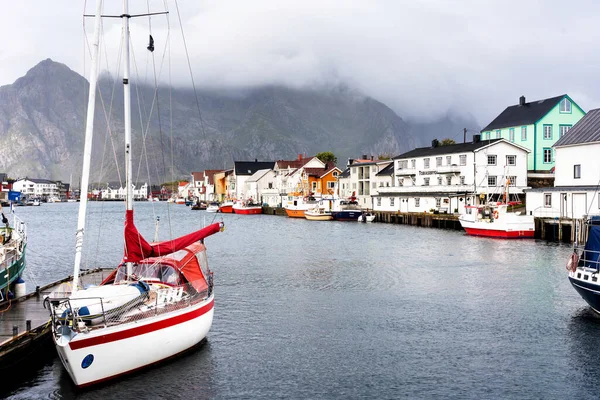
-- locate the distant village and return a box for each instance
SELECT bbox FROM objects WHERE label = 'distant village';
[1,94,599,220]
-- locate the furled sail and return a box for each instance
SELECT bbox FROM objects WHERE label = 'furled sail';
[124,209,221,262]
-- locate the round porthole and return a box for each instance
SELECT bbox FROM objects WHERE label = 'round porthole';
[81,354,94,369]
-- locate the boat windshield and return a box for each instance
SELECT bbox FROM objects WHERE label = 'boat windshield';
[114,263,182,286]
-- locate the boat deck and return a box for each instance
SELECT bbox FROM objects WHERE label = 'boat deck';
[0,268,112,346]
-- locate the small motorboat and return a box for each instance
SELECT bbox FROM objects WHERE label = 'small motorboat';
[358,212,375,223]
[206,202,220,213]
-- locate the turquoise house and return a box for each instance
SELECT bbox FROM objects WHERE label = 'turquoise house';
[480,95,585,171]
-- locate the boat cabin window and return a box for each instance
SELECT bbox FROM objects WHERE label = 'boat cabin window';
[114,263,182,285]
[196,250,210,278]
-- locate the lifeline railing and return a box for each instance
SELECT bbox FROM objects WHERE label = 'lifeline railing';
[45,278,212,335]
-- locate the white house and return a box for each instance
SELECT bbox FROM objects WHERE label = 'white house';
[337,157,392,208]
[526,108,600,219]
[232,160,276,200]
[374,137,530,214]
[274,155,325,196]
[190,170,221,201]
[12,178,60,200]
[245,169,278,206]
[101,182,148,200]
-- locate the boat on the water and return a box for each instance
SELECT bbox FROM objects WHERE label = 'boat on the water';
[0,206,26,302]
[45,1,224,387]
[206,202,220,213]
[568,216,600,312]
[233,200,262,215]
[304,207,333,221]
[331,199,362,221]
[219,200,234,213]
[358,212,375,223]
[284,196,318,218]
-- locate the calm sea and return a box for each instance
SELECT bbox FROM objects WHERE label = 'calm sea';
[3,202,600,399]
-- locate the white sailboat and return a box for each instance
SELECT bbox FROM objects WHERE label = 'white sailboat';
[46,0,223,387]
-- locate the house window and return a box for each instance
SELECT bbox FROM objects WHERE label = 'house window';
[507,176,517,187]
[372,182,376,189]
[398,178,404,186]
[574,164,581,179]
[424,158,430,169]
[390,198,395,207]
[437,177,443,185]
[488,176,497,187]
[312,182,317,191]
[560,98,572,113]
[521,126,527,141]
[327,181,335,189]
[544,194,552,207]
[559,125,571,138]
[543,148,552,163]
[506,155,516,166]
[509,128,515,142]
[332,171,339,177]
[377,197,381,207]
[460,176,465,185]
[435,198,441,207]
[268,183,273,189]
[543,125,552,140]
[496,130,501,138]
[446,156,451,165]
[446,176,452,185]
[411,159,416,168]
[459,155,467,166]
[436,157,442,167]
[415,198,420,207]
[424,178,430,186]
[487,155,497,165]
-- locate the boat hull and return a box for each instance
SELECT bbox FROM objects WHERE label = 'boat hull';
[285,208,305,218]
[55,296,214,387]
[569,274,600,313]
[332,210,362,221]
[462,226,534,238]
[233,206,262,215]
[219,205,233,213]
[0,246,26,299]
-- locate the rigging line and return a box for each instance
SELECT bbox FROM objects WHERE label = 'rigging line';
[174,0,207,140]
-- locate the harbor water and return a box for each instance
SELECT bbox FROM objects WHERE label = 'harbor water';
[3,202,600,399]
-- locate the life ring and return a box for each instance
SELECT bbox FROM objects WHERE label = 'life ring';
[566,252,579,272]
[493,210,499,219]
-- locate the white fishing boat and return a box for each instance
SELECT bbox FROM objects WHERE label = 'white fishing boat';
[206,202,220,213]
[357,212,375,223]
[46,1,224,387]
[304,207,333,221]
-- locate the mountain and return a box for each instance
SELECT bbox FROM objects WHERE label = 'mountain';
[0,59,475,183]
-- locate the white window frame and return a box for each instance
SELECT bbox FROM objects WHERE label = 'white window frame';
[377,197,381,207]
[574,164,581,179]
[496,130,501,139]
[436,157,442,167]
[390,197,395,207]
[415,198,420,207]
[509,128,515,142]
[437,177,442,185]
[521,126,527,141]
[544,193,552,207]
[488,176,497,187]
[424,178,430,186]
[543,125,552,140]
[560,98,572,113]
[446,156,451,166]
[506,155,516,166]
[487,155,497,166]
[424,158,430,169]
[459,155,467,166]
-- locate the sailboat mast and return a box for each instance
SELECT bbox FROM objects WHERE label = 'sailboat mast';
[72,0,103,294]
[122,0,134,278]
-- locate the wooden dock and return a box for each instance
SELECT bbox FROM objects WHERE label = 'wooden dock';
[0,268,112,377]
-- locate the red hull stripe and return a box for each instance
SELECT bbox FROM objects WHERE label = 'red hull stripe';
[69,299,214,350]
[464,227,534,238]
[219,206,233,213]
[233,208,262,214]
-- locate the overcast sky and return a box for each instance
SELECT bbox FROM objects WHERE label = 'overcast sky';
[2,0,599,126]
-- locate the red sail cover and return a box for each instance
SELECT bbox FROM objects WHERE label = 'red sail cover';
[124,209,221,262]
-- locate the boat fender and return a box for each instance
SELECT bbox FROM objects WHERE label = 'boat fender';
[493,210,499,219]
[566,252,579,272]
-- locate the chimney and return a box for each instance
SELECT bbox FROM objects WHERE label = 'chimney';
[362,154,367,160]
[519,95,526,106]
[298,154,302,161]
[473,134,481,143]
[431,139,439,148]
[254,158,258,162]
[371,155,374,161]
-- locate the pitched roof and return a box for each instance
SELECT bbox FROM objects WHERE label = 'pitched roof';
[303,166,341,178]
[393,138,505,159]
[246,169,272,183]
[234,161,275,176]
[554,108,600,147]
[275,156,316,170]
[481,94,566,132]
[376,162,395,176]
[339,168,350,178]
